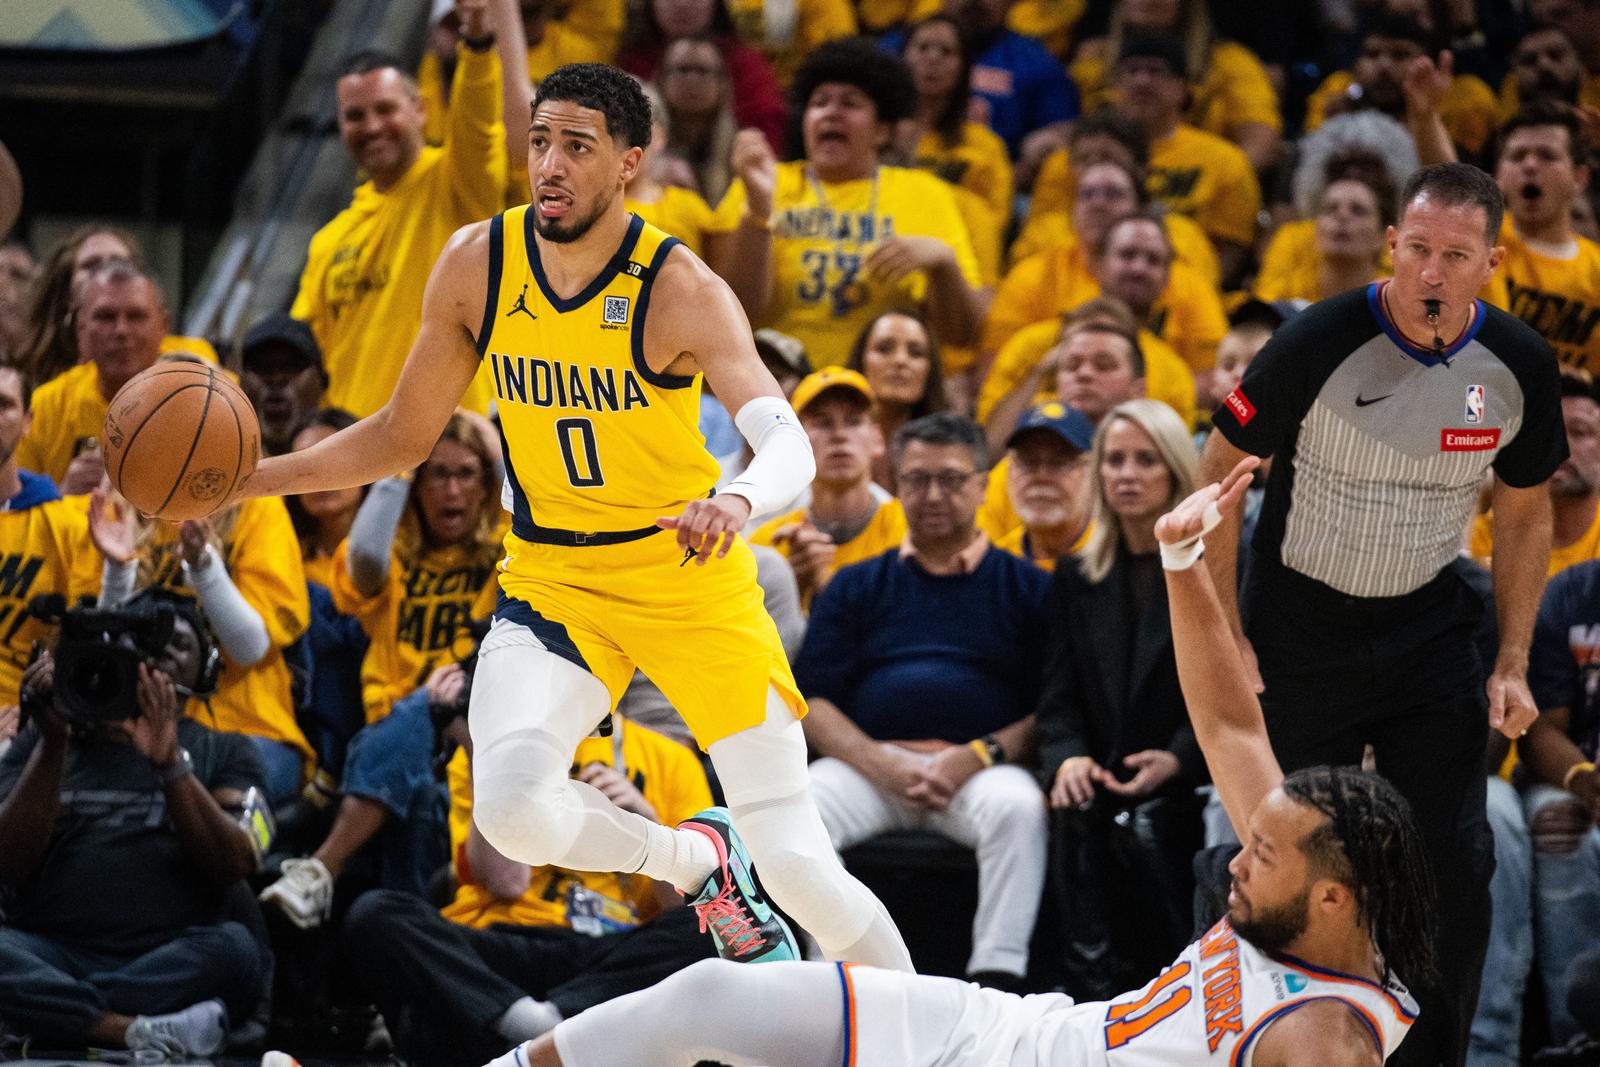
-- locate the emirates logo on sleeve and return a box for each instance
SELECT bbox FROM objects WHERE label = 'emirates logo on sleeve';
[1224,388,1256,425]
[1440,428,1500,451]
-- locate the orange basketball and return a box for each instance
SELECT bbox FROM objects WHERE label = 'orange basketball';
[103,362,261,521]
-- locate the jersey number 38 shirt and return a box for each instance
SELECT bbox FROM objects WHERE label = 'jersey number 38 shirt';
[479,210,720,538]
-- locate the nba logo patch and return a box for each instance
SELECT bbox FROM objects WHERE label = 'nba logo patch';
[603,296,630,325]
[1465,384,1485,424]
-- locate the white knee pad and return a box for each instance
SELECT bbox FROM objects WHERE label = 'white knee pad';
[472,726,585,865]
[468,631,613,866]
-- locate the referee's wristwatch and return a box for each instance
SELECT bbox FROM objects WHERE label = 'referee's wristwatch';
[155,747,194,787]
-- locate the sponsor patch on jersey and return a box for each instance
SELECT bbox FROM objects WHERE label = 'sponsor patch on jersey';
[1223,388,1256,425]
[1465,384,1485,424]
[603,296,630,325]
[1441,428,1500,451]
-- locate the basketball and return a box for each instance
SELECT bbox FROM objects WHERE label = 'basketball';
[102,362,261,521]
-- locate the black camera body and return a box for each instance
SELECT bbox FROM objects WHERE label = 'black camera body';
[29,595,177,726]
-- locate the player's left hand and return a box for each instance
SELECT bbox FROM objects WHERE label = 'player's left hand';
[1099,750,1180,798]
[1487,667,1538,739]
[865,237,955,285]
[657,495,751,565]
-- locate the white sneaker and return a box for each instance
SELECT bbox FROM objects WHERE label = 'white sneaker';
[126,998,227,1059]
[258,857,333,928]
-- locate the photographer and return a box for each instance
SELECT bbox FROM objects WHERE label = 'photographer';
[0,591,269,1059]
[339,704,716,1067]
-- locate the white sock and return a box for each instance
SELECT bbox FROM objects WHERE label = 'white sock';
[633,820,719,893]
[495,996,563,1041]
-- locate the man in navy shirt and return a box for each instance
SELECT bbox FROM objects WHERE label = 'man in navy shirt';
[795,413,1051,991]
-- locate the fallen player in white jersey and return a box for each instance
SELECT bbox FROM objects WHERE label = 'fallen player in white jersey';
[490,456,1438,1067]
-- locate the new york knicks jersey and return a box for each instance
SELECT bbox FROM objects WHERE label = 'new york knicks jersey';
[842,919,1417,1066]
[478,209,720,537]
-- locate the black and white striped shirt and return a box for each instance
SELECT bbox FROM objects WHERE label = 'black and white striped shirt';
[1213,283,1567,598]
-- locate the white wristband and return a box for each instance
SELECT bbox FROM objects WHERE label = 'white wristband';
[724,395,815,520]
[1159,500,1224,572]
[1160,537,1205,571]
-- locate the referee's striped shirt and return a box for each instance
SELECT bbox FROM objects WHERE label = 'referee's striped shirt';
[1213,284,1567,598]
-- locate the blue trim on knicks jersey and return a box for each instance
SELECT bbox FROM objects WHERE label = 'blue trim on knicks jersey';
[631,235,695,389]
[1229,997,1382,1067]
[1366,281,1484,367]
[527,211,645,313]
[1271,953,1418,1019]
[475,213,505,357]
[834,963,853,1067]
[493,590,592,674]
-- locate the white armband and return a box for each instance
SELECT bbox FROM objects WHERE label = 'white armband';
[722,395,815,520]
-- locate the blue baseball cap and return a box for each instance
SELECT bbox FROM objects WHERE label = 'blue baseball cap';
[1006,402,1094,454]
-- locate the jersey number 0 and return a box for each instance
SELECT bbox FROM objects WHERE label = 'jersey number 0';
[556,417,605,487]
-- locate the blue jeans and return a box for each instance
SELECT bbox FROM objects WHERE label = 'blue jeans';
[340,689,448,898]
[1468,776,1532,1067]
[246,736,305,805]
[1527,782,1600,1043]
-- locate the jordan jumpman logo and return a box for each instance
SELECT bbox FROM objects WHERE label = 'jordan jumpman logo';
[506,283,536,320]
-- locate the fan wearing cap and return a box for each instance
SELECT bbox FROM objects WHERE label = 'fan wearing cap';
[992,403,1093,572]
[1111,33,1259,286]
[749,367,906,607]
[239,314,329,457]
[710,38,989,366]
[1492,103,1600,379]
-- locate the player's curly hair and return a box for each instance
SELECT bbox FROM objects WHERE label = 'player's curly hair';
[533,64,653,149]
[1281,766,1439,995]
[790,38,916,125]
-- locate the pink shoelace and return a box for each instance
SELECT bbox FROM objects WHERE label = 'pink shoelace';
[693,878,767,957]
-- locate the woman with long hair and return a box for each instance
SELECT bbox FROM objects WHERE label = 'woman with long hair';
[258,413,506,928]
[846,310,946,492]
[898,15,1013,229]
[1070,0,1281,169]
[626,82,728,256]
[1038,398,1206,995]
[16,225,141,388]
[616,0,787,151]
[1254,171,1393,303]
[655,36,740,203]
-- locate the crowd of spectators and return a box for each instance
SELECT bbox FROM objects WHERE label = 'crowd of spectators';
[2,0,1600,1063]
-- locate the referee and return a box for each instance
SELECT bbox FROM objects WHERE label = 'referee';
[1202,163,1568,1067]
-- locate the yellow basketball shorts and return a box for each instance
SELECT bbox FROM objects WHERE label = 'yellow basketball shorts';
[494,528,806,749]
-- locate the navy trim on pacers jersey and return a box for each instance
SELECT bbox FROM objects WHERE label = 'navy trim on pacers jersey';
[494,591,593,674]
[1366,282,1485,367]
[632,235,695,389]
[499,424,660,545]
[476,213,505,357]
[527,211,645,313]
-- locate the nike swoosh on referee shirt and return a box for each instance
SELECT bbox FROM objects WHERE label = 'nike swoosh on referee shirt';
[1355,394,1394,407]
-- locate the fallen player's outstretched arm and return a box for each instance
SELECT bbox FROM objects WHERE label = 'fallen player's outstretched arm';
[1156,456,1284,842]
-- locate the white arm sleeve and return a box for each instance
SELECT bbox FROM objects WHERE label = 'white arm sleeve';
[183,544,271,667]
[721,395,815,521]
[99,558,137,608]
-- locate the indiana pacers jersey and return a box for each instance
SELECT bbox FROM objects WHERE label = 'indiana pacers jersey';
[479,209,720,539]
[1497,227,1600,378]
[840,919,1418,1066]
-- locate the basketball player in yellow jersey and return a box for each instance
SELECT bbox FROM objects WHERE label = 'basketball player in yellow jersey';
[240,64,913,980]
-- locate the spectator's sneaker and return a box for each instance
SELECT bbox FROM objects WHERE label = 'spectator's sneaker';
[126,998,226,1059]
[680,807,800,962]
[258,856,333,928]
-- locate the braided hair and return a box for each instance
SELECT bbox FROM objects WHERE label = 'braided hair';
[1280,766,1439,995]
